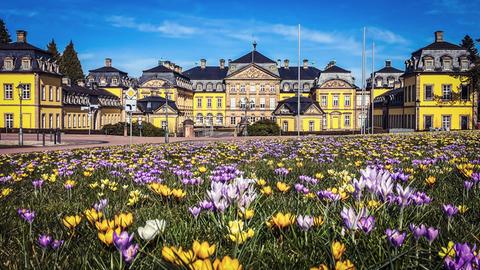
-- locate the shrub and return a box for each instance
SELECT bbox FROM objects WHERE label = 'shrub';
[247,119,281,136]
[101,122,165,137]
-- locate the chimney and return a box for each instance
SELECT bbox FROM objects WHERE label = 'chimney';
[303,59,308,69]
[385,60,392,67]
[16,30,27,43]
[77,80,85,87]
[178,66,182,73]
[200,59,206,69]
[219,59,225,69]
[174,65,180,73]
[158,60,164,66]
[435,31,444,42]
[105,58,112,67]
[62,77,71,86]
[277,59,281,67]
[284,59,289,69]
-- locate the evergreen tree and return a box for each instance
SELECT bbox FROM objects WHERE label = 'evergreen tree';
[460,35,479,62]
[0,19,11,44]
[47,39,61,62]
[59,40,84,82]
[460,35,480,123]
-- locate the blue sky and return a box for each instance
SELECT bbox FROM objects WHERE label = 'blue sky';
[2,0,479,82]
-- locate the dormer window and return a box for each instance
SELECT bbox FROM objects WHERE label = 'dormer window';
[424,58,434,71]
[461,59,469,71]
[100,77,107,85]
[88,76,94,82]
[21,58,31,70]
[196,83,203,91]
[283,83,290,91]
[4,58,14,70]
[206,83,213,91]
[387,77,395,87]
[442,58,452,71]
[376,78,383,87]
[112,77,118,85]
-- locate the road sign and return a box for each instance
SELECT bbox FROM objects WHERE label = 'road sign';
[125,87,137,100]
[125,99,137,112]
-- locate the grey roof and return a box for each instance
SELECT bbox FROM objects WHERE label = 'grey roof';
[278,66,321,80]
[137,96,179,113]
[413,41,464,56]
[183,66,228,80]
[142,64,190,81]
[0,41,61,75]
[322,65,350,73]
[274,96,324,115]
[89,66,127,75]
[373,88,404,107]
[230,50,276,64]
[62,85,119,98]
[0,42,50,54]
[375,66,403,74]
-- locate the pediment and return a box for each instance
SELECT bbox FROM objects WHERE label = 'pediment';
[227,64,279,80]
[153,104,178,114]
[273,104,292,115]
[319,79,353,89]
[141,79,168,88]
[304,105,323,115]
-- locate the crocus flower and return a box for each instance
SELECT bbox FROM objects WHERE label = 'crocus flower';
[38,234,52,248]
[192,240,216,259]
[32,180,44,189]
[188,206,201,218]
[113,231,134,250]
[296,215,314,231]
[358,216,375,234]
[425,227,439,244]
[18,208,35,223]
[137,219,166,241]
[386,228,406,247]
[443,204,458,218]
[464,181,474,190]
[51,239,64,250]
[122,243,139,263]
[409,224,426,240]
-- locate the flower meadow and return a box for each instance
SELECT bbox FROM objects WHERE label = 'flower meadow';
[1,132,480,269]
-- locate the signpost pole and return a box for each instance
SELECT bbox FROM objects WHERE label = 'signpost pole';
[129,111,133,146]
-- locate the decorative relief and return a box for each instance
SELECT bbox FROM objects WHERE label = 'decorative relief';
[230,66,274,80]
[320,80,352,89]
[142,80,166,88]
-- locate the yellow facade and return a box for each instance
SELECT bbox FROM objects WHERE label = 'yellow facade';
[313,81,356,130]
[278,92,309,100]
[193,92,226,126]
[0,73,62,130]
[276,116,323,132]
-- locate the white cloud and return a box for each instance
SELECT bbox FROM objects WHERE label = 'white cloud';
[1,9,38,17]
[106,16,198,37]
[367,27,408,45]
[78,53,95,61]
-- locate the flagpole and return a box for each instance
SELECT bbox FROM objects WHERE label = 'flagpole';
[361,27,366,135]
[297,24,301,137]
[371,42,375,134]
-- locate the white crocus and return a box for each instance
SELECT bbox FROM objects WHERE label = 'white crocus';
[137,219,166,241]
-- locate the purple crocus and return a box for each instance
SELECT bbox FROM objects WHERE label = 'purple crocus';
[188,206,201,218]
[17,208,35,223]
[38,234,52,248]
[386,228,406,247]
[425,227,439,244]
[296,215,314,231]
[443,204,459,218]
[32,180,44,189]
[113,231,134,251]
[122,243,139,263]
[199,200,213,210]
[358,216,375,234]
[464,181,474,190]
[51,239,64,249]
[94,199,108,212]
[409,224,426,240]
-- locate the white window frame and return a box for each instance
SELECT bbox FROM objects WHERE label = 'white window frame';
[207,98,212,108]
[230,98,236,109]
[217,97,222,108]
[442,84,452,100]
[197,98,202,108]
[321,95,327,107]
[269,98,276,109]
[22,84,31,99]
[344,95,351,107]
[333,95,339,107]
[5,113,13,128]
[4,84,13,100]
[442,115,451,130]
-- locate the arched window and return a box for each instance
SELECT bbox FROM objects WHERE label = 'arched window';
[387,76,395,87]
[196,113,203,124]
[206,83,213,91]
[293,83,299,91]
[206,113,213,125]
[441,56,453,71]
[303,83,310,91]
[21,57,31,70]
[216,83,223,91]
[196,83,203,91]
[3,57,14,70]
[283,83,290,91]
[216,113,223,125]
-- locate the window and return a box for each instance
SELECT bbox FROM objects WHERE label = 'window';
[147,102,152,109]
[424,85,433,100]
[230,98,236,109]
[196,83,203,91]
[49,114,53,129]
[56,114,60,128]
[376,78,383,87]
[206,83,213,91]
[112,77,118,85]
[442,115,451,130]
[333,95,339,107]
[5,113,13,128]
[21,58,31,70]
[55,87,60,102]
[240,98,246,109]
[41,114,46,129]
[230,116,236,125]
[216,113,223,125]
[207,98,212,108]
[206,113,213,125]
[196,113,203,124]
[49,86,53,101]
[303,83,310,91]
[283,84,290,91]
[321,96,327,107]
[4,84,13,99]
[240,85,245,92]
[161,121,167,130]
[230,85,236,92]
[216,83,223,91]
[322,116,327,128]
[344,115,351,127]
[270,85,275,92]
[259,84,265,92]
[41,86,46,101]
[217,97,222,108]
[443,59,452,71]
[249,98,255,109]
[197,98,202,108]
[260,98,266,109]
[22,84,31,99]
[425,59,434,71]
[461,60,469,71]
[442,85,452,100]
[269,98,276,109]
[344,95,351,107]
[3,59,13,70]
[424,115,433,130]
[461,85,469,100]
[73,114,77,128]
[282,121,288,132]
[250,84,256,93]
[309,121,314,132]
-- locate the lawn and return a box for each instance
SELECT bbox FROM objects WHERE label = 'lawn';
[1,131,479,269]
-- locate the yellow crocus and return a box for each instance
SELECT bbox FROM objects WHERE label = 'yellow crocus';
[98,227,121,246]
[191,259,214,270]
[332,241,346,261]
[239,209,254,220]
[63,215,82,230]
[439,241,456,258]
[335,259,355,270]
[260,186,272,196]
[192,241,216,259]
[310,264,329,270]
[270,212,294,229]
[213,256,242,270]
[276,182,290,192]
[162,246,177,263]
[172,189,186,199]
[198,166,207,173]
[84,208,103,224]
[114,212,133,228]
[96,219,115,232]
[425,176,436,186]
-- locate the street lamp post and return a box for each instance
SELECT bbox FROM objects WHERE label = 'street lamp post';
[164,89,169,143]
[240,98,254,136]
[16,83,24,146]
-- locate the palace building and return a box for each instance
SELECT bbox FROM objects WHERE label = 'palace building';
[374,31,475,131]
[0,29,476,135]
